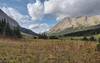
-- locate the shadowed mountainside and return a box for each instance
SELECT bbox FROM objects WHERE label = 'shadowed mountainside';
[0,9,38,37]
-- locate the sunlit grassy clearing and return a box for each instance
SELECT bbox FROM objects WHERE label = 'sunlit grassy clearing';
[0,38,99,63]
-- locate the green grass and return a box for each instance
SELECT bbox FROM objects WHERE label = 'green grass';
[0,38,99,63]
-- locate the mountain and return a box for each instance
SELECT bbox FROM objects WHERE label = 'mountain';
[20,27,38,36]
[0,9,19,29]
[50,16,100,33]
[0,9,38,37]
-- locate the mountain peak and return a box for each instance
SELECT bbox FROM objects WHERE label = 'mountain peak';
[50,15,100,33]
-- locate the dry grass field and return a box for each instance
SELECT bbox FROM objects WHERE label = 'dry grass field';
[0,38,99,63]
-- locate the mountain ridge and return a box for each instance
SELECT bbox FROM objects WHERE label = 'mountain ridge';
[50,16,100,33]
[0,9,20,28]
[0,9,38,37]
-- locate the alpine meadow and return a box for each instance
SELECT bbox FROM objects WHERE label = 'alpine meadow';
[0,0,100,63]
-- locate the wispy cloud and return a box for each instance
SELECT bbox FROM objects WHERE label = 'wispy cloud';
[0,6,50,33]
[1,7,32,28]
[29,23,50,33]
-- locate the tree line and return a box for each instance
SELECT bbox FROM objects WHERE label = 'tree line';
[0,19,21,38]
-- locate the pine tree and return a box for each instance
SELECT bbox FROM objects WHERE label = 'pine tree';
[5,22,12,36]
[13,27,22,38]
[0,18,22,38]
[0,20,2,34]
[2,18,7,36]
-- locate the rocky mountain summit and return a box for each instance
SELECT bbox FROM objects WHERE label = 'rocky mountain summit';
[50,16,100,32]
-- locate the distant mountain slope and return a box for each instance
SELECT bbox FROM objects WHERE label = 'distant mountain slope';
[0,9,38,37]
[20,27,38,36]
[49,24,100,36]
[50,16,100,33]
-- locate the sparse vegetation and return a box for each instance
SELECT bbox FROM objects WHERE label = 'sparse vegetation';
[96,43,100,51]
[0,38,98,63]
[89,36,96,41]
[82,36,88,41]
[38,33,48,39]
[49,36,59,39]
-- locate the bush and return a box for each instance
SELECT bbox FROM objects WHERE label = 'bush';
[49,36,59,39]
[96,43,100,51]
[89,36,96,41]
[70,38,74,40]
[33,36,38,39]
[98,38,100,43]
[38,33,48,39]
[82,36,88,41]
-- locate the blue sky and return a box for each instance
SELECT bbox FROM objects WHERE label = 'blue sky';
[0,0,57,33]
[0,0,100,33]
[0,0,56,23]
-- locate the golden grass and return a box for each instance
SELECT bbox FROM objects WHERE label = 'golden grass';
[0,38,99,63]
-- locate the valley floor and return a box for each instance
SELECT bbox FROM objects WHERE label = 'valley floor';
[0,38,99,63]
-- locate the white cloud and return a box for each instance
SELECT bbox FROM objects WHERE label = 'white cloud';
[44,0,75,16]
[29,23,50,33]
[44,0,100,21]
[2,0,100,33]
[0,6,50,33]
[27,0,100,21]
[1,7,34,28]
[27,0,44,21]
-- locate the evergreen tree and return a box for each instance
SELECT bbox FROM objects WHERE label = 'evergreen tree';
[2,18,7,36]
[0,20,2,34]
[13,27,22,38]
[5,22,12,36]
[0,18,22,38]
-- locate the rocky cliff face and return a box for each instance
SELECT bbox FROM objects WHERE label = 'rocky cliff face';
[50,16,100,32]
[0,9,19,29]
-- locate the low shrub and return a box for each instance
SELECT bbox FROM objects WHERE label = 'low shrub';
[98,38,100,43]
[49,36,59,39]
[96,43,100,51]
[82,36,88,41]
[89,36,96,41]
